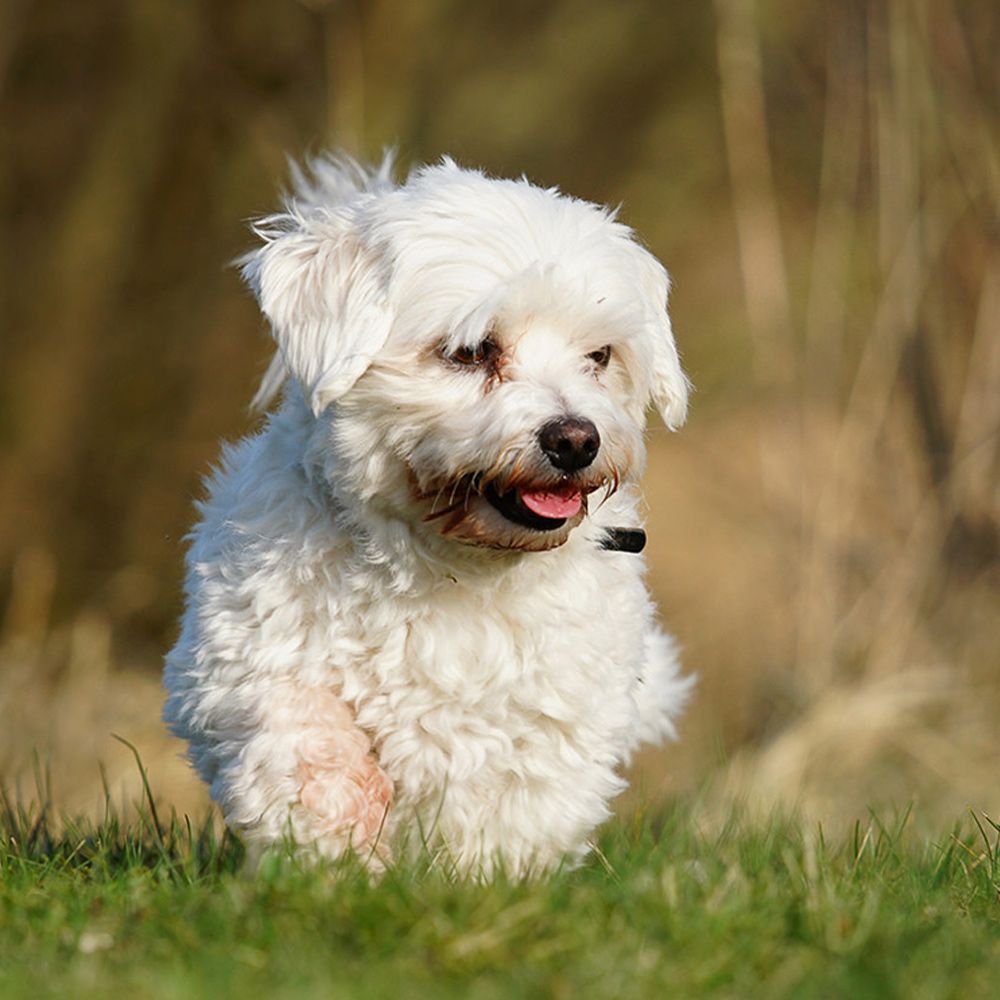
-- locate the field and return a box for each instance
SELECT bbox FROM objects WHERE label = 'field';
[1,3,998,996]
[2,791,999,1000]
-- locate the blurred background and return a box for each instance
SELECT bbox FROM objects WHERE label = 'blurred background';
[1,0,997,827]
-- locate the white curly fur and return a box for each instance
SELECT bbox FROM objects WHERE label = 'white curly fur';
[164,155,694,876]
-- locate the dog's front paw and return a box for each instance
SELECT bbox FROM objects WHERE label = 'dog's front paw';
[231,687,394,870]
[296,732,393,853]
[288,690,393,864]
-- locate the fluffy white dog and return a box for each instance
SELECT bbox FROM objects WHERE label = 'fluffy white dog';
[164,155,693,876]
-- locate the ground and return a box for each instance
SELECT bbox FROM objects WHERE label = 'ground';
[1,795,998,999]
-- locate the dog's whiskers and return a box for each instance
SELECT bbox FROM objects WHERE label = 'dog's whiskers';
[595,465,622,509]
[422,500,466,523]
[428,484,447,514]
[463,477,477,508]
[482,444,525,495]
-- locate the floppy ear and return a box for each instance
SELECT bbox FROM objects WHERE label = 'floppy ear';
[634,252,689,430]
[241,212,393,416]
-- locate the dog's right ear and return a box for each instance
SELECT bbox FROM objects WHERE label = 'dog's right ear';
[240,212,393,416]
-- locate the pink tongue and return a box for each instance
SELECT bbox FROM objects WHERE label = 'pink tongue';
[519,488,583,520]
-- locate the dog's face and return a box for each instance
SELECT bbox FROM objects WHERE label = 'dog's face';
[243,159,688,553]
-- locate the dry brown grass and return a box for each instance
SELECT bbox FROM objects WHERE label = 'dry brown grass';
[1,0,997,825]
[670,0,1000,823]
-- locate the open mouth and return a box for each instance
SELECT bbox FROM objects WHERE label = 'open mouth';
[484,482,585,532]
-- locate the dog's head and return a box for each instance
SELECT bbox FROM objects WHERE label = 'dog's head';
[242,156,688,553]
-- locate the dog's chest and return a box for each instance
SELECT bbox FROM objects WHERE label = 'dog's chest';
[335,563,646,801]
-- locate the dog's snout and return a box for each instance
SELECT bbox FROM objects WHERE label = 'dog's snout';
[538,417,600,472]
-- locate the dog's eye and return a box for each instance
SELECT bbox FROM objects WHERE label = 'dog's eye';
[587,345,612,368]
[448,339,501,368]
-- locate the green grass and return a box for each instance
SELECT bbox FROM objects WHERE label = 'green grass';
[1,794,998,1000]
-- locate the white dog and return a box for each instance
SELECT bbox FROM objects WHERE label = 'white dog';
[164,155,693,876]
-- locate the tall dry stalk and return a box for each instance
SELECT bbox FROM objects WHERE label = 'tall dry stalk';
[713,0,797,512]
[718,0,1000,817]
[319,0,367,154]
[0,0,199,576]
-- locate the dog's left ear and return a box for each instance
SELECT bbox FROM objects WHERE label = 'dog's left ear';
[241,213,393,416]
[633,250,689,430]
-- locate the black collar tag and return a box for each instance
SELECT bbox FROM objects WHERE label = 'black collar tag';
[600,527,646,553]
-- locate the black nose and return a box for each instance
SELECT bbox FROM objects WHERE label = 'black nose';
[538,417,601,472]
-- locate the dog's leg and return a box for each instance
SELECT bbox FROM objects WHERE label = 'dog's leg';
[199,683,393,869]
